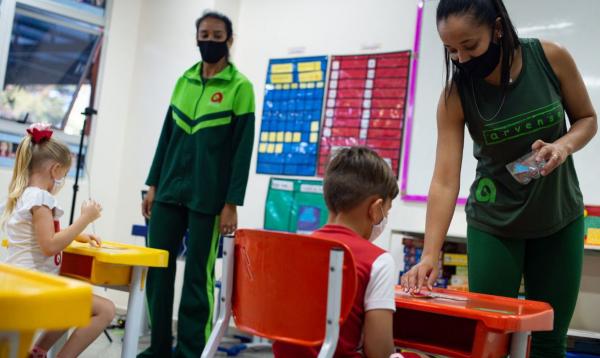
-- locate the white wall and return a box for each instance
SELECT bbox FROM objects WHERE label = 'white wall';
[92,0,467,310]
[232,0,468,262]
[93,0,437,311]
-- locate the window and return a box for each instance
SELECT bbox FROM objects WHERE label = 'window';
[0,0,104,134]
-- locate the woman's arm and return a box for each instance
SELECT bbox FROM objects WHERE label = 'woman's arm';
[534,40,597,175]
[146,108,174,188]
[402,86,465,292]
[220,81,255,234]
[225,81,255,207]
[143,108,174,218]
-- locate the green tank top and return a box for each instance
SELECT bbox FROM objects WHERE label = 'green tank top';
[458,38,583,238]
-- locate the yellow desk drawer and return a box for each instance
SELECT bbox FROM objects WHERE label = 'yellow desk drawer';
[61,252,131,286]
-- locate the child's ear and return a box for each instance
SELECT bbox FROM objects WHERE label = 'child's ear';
[368,198,383,223]
[49,162,62,179]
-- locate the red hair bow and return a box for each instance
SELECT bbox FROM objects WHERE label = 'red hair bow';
[26,123,53,144]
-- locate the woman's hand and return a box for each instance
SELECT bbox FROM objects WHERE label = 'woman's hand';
[400,254,440,293]
[220,203,237,235]
[532,140,569,176]
[75,233,102,247]
[142,186,156,219]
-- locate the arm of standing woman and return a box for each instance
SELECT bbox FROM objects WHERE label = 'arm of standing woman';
[220,80,255,235]
[143,108,174,219]
[532,41,597,175]
[401,86,465,292]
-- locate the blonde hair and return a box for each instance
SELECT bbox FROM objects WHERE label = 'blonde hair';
[2,135,72,225]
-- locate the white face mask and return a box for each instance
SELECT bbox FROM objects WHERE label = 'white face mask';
[369,206,388,242]
[51,176,66,195]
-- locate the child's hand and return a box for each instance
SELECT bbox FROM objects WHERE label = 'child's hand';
[75,234,102,247]
[81,199,102,223]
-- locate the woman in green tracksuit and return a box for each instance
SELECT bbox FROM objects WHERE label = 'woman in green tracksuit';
[401,0,597,357]
[139,11,255,358]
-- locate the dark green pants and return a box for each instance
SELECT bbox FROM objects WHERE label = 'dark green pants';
[467,216,584,358]
[138,202,220,358]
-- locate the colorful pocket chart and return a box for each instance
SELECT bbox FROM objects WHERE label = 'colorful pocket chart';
[257,56,328,176]
[318,51,411,176]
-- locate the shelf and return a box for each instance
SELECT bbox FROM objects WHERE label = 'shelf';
[568,329,600,340]
[585,245,600,252]
[393,230,467,244]
[395,231,600,253]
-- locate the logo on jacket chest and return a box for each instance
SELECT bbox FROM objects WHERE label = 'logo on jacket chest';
[211,92,224,104]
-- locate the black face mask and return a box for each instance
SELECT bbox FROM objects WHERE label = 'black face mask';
[197,40,229,64]
[452,39,501,78]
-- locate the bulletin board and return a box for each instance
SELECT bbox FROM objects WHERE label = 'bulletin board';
[256,56,328,176]
[264,177,329,234]
[317,51,411,176]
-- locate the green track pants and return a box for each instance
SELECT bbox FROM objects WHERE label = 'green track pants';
[138,201,220,358]
[467,216,584,358]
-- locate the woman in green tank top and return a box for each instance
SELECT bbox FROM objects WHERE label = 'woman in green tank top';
[401,0,597,356]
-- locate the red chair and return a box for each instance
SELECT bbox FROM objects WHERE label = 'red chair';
[201,229,357,358]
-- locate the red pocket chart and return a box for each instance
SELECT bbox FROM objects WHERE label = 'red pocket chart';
[318,51,411,176]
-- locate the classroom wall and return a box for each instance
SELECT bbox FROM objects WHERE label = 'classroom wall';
[232,0,468,272]
[92,0,441,311]
[0,0,465,311]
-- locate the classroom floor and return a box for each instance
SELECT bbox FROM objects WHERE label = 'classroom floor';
[80,327,274,357]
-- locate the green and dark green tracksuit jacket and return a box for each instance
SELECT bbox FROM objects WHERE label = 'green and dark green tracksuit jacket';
[146,62,255,213]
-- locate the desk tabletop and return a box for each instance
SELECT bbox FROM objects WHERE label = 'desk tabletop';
[0,263,92,331]
[64,241,168,268]
[395,286,553,332]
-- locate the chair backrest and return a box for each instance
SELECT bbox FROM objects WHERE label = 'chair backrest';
[232,229,357,347]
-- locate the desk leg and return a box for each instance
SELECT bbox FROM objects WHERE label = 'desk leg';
[122,266,147,358]
[510,331,531,358]
[0,332,20,358]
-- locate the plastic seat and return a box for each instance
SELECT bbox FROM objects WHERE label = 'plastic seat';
[201,229,357,358]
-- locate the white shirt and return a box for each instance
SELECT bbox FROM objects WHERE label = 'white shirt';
[364,252,396,312]
[3,187,64,274]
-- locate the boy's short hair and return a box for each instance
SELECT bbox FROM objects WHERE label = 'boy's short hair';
[323,146,399,213]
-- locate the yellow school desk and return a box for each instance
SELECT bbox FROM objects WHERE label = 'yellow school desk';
[0,263,92,358]
[60,241,168,358]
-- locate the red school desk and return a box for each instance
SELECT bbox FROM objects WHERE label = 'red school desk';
[394,287,554,358]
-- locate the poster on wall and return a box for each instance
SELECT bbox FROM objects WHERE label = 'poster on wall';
[256,56,328,176]
[264,177,329,234]
[317,51,411,176]
[0,131,86,177]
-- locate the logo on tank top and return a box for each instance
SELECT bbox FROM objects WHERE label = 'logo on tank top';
[475,177,496,203]
[482,101,563,145]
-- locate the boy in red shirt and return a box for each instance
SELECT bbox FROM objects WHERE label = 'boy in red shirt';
[273,146,399,358]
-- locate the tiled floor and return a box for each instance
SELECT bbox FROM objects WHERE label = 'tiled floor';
[80,328,274,357]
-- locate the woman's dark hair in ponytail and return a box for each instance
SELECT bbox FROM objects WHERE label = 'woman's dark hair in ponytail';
[437,0,519,93]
